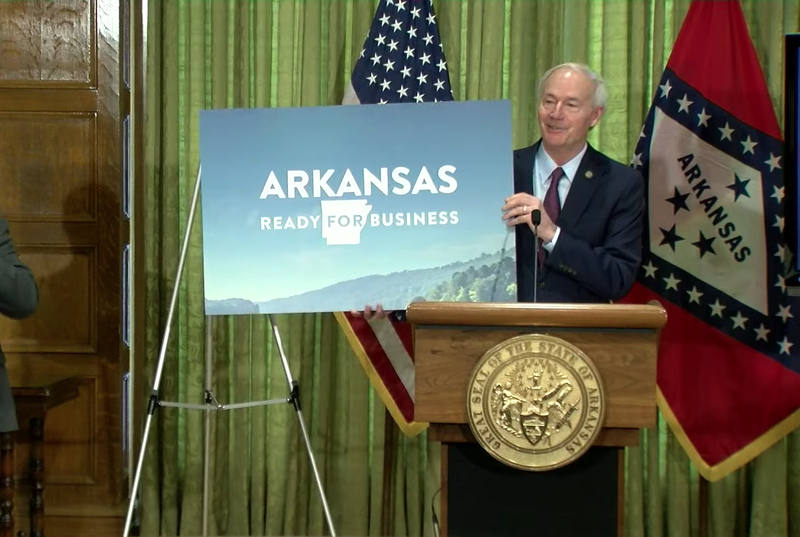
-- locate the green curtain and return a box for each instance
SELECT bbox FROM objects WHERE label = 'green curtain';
[139,1,800,536]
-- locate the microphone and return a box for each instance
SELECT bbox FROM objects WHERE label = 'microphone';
[532,209,541,303]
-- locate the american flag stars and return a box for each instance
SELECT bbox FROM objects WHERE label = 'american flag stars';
[350,0,452,105]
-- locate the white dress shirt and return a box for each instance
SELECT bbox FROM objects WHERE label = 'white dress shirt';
[534,143,587,251]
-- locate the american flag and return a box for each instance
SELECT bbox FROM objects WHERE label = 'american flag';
[343,0,453,106]
[335,0,453,436]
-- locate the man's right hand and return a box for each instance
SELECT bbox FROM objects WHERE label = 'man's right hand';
[349,304,390,320]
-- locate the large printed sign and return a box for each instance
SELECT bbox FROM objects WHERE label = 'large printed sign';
[198,101,515,315]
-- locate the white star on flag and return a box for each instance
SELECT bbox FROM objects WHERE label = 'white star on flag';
[677,94,693,113]
[687,287,703,304]
[710,300,726,317]
[754,324,770,342]
[776,305,793,322]
[664,273,681,291]
[719,122,734,141]
[765,153,781,171]
[731,312,748,330]
[660,79,673,98]
[740,135,757,154]
[697,108,711,127]
[776,275,786,293]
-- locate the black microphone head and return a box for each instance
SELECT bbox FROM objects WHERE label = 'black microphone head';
[532,209,541,225]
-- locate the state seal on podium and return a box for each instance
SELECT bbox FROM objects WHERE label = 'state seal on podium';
[466,333,606,471]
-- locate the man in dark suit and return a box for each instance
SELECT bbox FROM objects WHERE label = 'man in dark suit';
[501,62,645,303]
[0,219,38,432]
[358,62,643,319]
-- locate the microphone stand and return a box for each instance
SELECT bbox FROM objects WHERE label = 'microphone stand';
[431,488,441,537]
[532,209,541,303]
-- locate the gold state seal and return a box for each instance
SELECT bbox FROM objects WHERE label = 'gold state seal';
[466,334,606,471]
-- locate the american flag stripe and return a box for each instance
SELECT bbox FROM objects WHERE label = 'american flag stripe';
[389,314,414,356]
[334,312,426,437]
[367,316,416,402]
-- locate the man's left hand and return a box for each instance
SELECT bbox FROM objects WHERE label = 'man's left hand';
[502,193,557,242]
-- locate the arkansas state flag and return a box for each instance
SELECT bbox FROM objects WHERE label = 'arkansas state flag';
[624,0,800,481]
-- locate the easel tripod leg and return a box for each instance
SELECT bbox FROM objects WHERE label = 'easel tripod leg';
[123,165,203,537]
[268,315,337,536]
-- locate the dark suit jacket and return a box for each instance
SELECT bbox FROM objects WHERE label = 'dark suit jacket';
[513,141,645,304]
[0,219,38,431]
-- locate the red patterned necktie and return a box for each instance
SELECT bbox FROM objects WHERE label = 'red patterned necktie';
[543,167,565,223]
[538,167,565,266]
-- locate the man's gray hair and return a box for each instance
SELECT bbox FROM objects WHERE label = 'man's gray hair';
[537,62,607,109]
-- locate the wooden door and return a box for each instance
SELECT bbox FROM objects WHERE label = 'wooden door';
[0,0,128,535]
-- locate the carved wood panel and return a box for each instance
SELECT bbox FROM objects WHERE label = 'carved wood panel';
[0,0,93,85]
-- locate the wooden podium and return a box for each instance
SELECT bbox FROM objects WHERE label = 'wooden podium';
[406,301,667,537]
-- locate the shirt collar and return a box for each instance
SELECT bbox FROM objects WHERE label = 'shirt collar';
[536,143,588,186]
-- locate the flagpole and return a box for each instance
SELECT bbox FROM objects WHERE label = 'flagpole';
[698,476,708,537]
[381,408,395,536]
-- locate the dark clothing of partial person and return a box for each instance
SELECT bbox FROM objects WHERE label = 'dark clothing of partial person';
[0,218,39,431]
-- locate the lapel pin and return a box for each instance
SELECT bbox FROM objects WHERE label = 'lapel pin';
[585,171,593,179]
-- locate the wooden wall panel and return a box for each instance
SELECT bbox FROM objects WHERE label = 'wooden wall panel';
[0,0,127,535]
[44,379,97,485]
[0,114,97,221]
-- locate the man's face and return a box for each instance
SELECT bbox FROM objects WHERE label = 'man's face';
[537,68,603,159]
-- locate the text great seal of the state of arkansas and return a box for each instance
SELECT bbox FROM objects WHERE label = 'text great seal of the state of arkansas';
[466,334,606,471]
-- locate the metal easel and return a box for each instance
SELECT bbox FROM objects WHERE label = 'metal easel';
[122,165,337,537]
